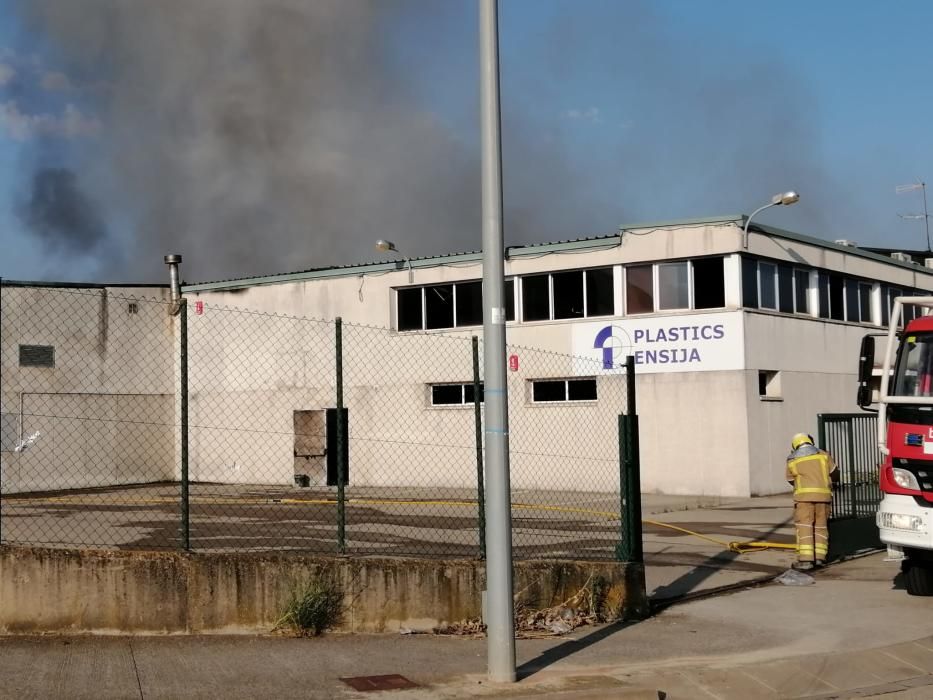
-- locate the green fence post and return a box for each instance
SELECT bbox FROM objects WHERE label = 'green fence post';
[616,356,643,563]
[845,417,857,520]
[336,317,346,554]
[817,414,831,518]
[472,336,486,560]
[180,298,190,551]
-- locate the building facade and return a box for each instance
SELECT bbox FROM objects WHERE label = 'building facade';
[4,216,933,498]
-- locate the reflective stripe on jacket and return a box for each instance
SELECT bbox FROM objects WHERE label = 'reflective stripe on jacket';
[786,450,836,503]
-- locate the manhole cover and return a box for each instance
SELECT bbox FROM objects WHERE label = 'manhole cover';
[339,674,420,692]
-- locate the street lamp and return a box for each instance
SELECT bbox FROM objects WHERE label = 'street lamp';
[374,239,413,282]
[743,191,800,249]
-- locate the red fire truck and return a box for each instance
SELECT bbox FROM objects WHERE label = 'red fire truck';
[859,296,933,595]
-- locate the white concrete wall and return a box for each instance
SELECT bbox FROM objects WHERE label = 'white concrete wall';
[7,222,933,498]
[742,311,871,495]
[1,286,175,493]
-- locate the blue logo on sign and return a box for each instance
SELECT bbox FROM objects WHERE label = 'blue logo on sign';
[593,325,632,370]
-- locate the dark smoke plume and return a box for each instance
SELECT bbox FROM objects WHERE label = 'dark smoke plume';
[12,0,846,282]
[17,167,109,253]
[13,0,490,282]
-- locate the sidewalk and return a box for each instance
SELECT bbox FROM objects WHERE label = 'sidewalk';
[3,497,924,700]
[641,493,795,600]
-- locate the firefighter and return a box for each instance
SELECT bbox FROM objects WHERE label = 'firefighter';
[786,433,838,571]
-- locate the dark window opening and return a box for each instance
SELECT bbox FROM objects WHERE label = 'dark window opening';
[432,384,466,405]
[455,281,483,327]
[532,378,597,403]
[568,378,598,401]
[522,274,550,321]
[759,262,777,310]
[884,287,902,327]
[794,269,809,314]
[626,265,654,313]
[424,284,454,330]
[759,370,781,398]
[505,280,515,322]
[845,280,859,322]
[585,267,615,316]
[693,257,725,309]
[742,257,759,308]
[532,380,566,402]
[463,383,484,403]
[858,282,872,323]
[19,344,55,368]
[397,288,423,331]
[553,270,584,319]
[829,274,845,321]
[818,272,830,319]
[778,265,794,314]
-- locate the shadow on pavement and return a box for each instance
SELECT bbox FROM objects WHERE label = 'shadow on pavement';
[518,512,793,680]
[517,619,638,680]
[649,514,792,603]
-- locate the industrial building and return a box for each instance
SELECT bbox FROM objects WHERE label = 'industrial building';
[4,215,933,498]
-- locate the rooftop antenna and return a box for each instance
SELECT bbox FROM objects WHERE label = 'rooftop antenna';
[896,180,931,252]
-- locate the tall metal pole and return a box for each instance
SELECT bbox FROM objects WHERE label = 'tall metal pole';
[479,0,516,683]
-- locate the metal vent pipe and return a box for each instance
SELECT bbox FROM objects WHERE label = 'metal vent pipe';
[164,254,183,315]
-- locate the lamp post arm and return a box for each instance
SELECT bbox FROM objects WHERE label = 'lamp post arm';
[743,201,778,250]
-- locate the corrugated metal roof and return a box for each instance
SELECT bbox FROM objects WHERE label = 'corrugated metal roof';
[181,216,745,292]
[170,213,933,293]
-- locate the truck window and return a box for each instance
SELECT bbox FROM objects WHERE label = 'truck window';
[894,333,933,397]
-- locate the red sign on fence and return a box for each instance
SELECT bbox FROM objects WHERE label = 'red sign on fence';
[508,354,519,372]
[194,301,204,315]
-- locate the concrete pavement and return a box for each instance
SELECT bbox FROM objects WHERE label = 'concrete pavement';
[3,495,925,699]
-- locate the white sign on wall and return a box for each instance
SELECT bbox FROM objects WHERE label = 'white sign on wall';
[571,311,745,375]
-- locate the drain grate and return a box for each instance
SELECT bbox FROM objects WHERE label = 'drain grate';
[339,674,420,692]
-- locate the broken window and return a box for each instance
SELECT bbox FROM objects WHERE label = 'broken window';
[693,258,725,309]
[424,284,454,330]
[552,270,584,319]
[522,274,551,322]
[455,281,483,327]
[397,288,423,331]
[586,267,615,316]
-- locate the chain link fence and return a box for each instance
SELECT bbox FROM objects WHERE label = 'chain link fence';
[1,283,640,561]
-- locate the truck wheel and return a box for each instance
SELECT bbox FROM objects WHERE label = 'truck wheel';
[905,562,933,596]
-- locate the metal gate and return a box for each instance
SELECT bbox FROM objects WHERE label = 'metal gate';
[817,413,882,520]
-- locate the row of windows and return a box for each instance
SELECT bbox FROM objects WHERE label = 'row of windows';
[400,257,932,332]
[430,378,598,406]
[742,257,925,326]
[397,258,727,331]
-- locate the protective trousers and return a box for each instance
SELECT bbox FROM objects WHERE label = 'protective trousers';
[794,502,829,563]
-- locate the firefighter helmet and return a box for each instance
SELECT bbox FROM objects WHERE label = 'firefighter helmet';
[791,433,814,450]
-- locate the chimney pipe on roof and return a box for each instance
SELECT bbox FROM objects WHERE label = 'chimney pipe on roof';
[164,254,183,316]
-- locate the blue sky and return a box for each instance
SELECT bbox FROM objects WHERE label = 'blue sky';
[3,1,933,282]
